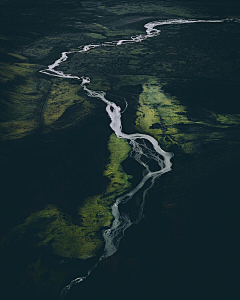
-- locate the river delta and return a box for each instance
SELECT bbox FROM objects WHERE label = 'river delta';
[1,1,240,300]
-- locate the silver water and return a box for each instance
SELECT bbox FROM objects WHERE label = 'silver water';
[39,18,239,299]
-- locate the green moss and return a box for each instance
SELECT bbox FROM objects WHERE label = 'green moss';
[44,82,84,126]
[0,62,36,83]
[23,43,54,60]
[7,53,28,61]
[0,120,38,141]
[0,58,96,140]
[79,195,113,228]
[78,134,132,251]
[0,62,46,140]
[15,134,132,259]
[42,80,96,131]
[135,77,240,154]
[213,112,240,126]
[17,205,102,259]
[77,23,108,34]
[104,134,132,194]
[83,33,106,40]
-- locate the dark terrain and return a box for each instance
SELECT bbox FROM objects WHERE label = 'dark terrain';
[0,1,240,300]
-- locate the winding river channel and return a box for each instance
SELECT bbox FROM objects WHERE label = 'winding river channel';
[39,18,239,299]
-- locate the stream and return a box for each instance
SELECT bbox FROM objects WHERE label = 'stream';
[39,17,238,299]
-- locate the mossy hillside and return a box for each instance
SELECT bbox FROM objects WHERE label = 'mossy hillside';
[0,62,37,84]
[0,49,46,137]
[0,49,28,64]
[135,78,240,154]
[15,134,132,260]
[17,205,102,259]
[0,61,47,140]
[75,23,108,34]
[43,81,94,128]
[77,134,132,254]
[42,76,115,131]
[83,33,106,40]
[7,53,28,61]
[104,133,132,194]
[0,59,97,140]
[0,120,38,141]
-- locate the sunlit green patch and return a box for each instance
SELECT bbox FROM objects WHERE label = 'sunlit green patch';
[22,41,54,60]
[0,62,47,140]
[79,195,113,229]
[0,59,96,140]
[7,53,28,61]
[211,112,240,126]
[76,23,108,34]
[0,62,37,83]
[16,205,102,259]
[15,134,132,259]
[44,81,86,125]
[135,78,240,154]
[78,134,132,250]
[104,133,132,194]
[42,80,97,131]
[83,33,106,40]
[0,120,38,141]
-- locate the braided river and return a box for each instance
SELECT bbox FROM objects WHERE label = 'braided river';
[39,17,239,299]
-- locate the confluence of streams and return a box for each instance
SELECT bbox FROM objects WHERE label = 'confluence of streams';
[39,18,239,299]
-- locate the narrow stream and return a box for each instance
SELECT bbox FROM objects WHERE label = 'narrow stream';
[39,18,238,299]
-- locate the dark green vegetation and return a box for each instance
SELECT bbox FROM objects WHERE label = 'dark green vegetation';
[1,1,240,300]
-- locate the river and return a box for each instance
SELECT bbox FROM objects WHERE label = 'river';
[38,17,239,299]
